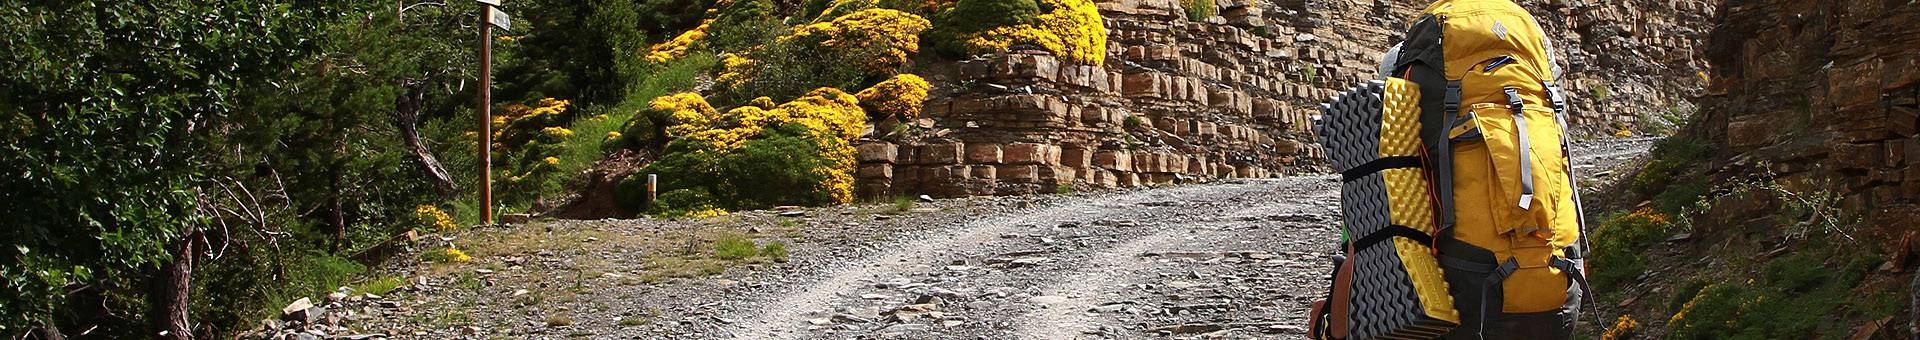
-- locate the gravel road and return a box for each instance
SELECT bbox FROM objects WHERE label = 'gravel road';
[280,139,1654,340]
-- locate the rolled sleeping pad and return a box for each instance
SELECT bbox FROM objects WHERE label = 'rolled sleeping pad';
[1317,79,1459,340]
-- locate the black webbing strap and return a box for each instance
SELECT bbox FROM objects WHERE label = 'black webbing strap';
[1345,224,1435,251]
[1339,156,1423,182]
[1551,255,1597,307]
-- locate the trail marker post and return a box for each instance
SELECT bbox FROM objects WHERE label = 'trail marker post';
[477,0,509,225]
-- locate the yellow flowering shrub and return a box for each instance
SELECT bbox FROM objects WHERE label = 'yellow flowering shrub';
[421,247,471,263]
[783,9,931,74]
[647,19,714,64]
[957,0,1107,65]
[855,73,932,120]
[414,205,459,232]
[653,92,724,139]
[619,89,869,213]
[1600,315,1638,340]
[681,208,730,219]
[715,52,757,90]
[1590,207,1670,290]
[493,97,573,149]
[542,126,575,138]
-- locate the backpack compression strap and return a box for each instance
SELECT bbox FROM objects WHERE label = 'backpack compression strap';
[1505,87,1536,211]
[1339,156,1423,182]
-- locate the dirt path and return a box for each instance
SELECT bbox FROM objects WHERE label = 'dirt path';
[300,139,1652,340]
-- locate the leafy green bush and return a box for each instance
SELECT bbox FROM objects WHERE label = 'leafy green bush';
[617,54,722,152]
[1631,137,1715,212]
[708,0,785,52]
[1180,0,1216,20]
[1589,208,1671,291]
[634,123,844,213]
[1666,239,1881,340]
[926,0,1041,57]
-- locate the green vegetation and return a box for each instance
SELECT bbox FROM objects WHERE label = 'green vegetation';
[1664,237,1884,340]
[713,236,761,260]
[894,196,918,213]
[624,123,850,216]
[1630,137,1715,215]
[927,0,1042,57]
[1124,115,1148,129]
[760,241,790,259]
[713,234,788,261]
[0,0,726,337]
[1180,0,1217,20]
[1591,83,1613,100]
[0,0,1107,335]
[1588,209,1672,292]
[352,276,407,296]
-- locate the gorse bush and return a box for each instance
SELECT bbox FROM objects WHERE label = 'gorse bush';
[622,89,868,214]
[941,0,1107,65]
[1589,208,1671,292]
[715,8,931,103]
[856,73,934,120]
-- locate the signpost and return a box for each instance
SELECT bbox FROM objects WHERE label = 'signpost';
[477,0,509,225]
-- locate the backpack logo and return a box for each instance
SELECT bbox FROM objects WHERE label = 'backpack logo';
[1492,21,1509,40]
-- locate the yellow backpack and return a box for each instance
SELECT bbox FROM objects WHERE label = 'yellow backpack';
[1389,0,1592,318]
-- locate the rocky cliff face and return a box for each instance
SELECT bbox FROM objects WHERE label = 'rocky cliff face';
[857,0,1715,198]
[1691,0,1919,235]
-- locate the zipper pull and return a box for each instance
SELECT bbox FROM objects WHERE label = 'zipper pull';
[1483,56,1514,73]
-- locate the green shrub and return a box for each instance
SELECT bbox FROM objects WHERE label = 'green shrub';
[632,124,846,214]
[1179,0,1216,20]
[1652,180,1710,218]
[1667,240,1880,340]
[813,0,879,21]
[1667,279,1710,314]
[708,0,785,52]
[926,0,1041,57]
[1631,137,1715,212]
[715,30,888,104]
[1589,208,1671,291]
[1667,283,1754,340]
[619,54,721,152]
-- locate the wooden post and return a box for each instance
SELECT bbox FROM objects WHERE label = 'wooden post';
[477,3,494,226]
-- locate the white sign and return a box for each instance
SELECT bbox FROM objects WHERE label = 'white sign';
[487,7,511,30]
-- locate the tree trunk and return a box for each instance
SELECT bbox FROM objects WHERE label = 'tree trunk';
[394,80,457,195]
[148,225,198,340]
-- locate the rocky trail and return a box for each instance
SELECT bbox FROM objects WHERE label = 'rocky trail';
[258,139,1653,340]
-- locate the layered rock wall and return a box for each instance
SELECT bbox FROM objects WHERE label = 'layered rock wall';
[858,0,1717,198]
[1690,0,1919,233]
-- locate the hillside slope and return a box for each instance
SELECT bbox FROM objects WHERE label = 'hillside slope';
[1590,1,1919,338]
